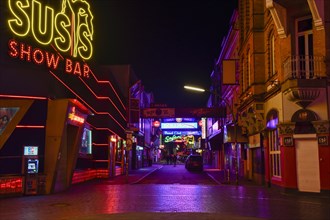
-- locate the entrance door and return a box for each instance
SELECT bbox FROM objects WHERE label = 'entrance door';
[295,138,320,192]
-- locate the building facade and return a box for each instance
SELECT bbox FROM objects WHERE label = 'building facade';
[0,0,152,196]
[207,10,245,183]
[236,0,330,193]
[209,0,329,193]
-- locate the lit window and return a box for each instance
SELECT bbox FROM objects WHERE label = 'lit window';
[267,110,281,178]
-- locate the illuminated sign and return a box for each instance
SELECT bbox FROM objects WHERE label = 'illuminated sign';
[153,120,160,127]
[161,122,198,129]
[110,135,117,142]
[164,135,183,143]
[7,0,94,60]
[201,118,206,139]
[6,0,94,78]
[68,106,85,124]
[164,135,195,144]
[24,146,38,156]
[163,131,201,136]
[81,128,92,154]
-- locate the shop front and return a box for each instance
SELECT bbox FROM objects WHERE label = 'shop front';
[0,0,127,195]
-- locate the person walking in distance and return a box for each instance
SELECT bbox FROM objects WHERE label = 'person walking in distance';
[173,154,177,167]
[166,154,170,165]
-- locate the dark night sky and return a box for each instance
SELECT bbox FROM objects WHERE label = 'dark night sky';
[92,0,238,108]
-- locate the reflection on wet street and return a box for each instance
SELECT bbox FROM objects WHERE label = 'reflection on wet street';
[1,177,329,220]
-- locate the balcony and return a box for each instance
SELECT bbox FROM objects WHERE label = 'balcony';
[283,55,325,80]
[282,55,327,108]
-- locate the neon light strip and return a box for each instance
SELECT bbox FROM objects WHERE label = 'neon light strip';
[0,94,47,100]
[92,143,108,146]
[16,125,45,128]
[87,122,122,138]
[49,70,126,131]
[89,69,126,110]
[78,77,126,121]
[50,44,65,60]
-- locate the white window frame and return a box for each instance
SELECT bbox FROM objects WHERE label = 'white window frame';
[269,128,281,177]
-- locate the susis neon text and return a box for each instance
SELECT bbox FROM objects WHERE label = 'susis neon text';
[7,0,94,60]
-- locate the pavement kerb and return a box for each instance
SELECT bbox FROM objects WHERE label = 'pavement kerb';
[130,165,163,184]
[206,172,222,185]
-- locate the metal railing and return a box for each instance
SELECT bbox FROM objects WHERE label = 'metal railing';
[283,55,324,80]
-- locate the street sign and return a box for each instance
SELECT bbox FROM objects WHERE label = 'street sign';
[141,108,175,118]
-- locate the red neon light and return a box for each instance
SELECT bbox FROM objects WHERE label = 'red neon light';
[50,44,65,60]
[16,125,45,128]
[0,177,23,194]
[79,78,126,121]
[0,94,47,100]
[153,120,160,127]
[88,69,126,110]
[87,122,122,138]
[9,39,61,70]
[49,70,126,131]
[65,58,90,78]
[8,39,89,79]
[92,143,108,146]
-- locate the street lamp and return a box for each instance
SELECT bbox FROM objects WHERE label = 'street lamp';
[184,85,239,185]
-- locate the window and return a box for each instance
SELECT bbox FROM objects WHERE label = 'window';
[267,110,281,178]
[296,17,314,79]
[269,33,276,77]
[247,49,251,87]
[241,56,246,92]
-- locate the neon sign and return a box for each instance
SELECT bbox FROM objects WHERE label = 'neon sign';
[164,135,195,144]
[6,0,94,79]
[161,122,198,129]
[7,0,94,60]
[68,106,85,124]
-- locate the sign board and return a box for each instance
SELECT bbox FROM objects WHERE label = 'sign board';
[222,59,237,85]
[141,108,175,118]
[141,107,225,118]
[150,103,168,108]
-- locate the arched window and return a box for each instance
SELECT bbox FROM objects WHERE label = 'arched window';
[266,109,281,178]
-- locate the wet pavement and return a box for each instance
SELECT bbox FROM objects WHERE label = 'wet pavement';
[1,164,329,220]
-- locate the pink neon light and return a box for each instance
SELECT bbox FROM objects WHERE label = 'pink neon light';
[49,70,126,131]
[78,78,126,121]
[88,69,126,110]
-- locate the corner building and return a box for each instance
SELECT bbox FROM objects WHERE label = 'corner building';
[236,0,329,193]
[0,0,142,195]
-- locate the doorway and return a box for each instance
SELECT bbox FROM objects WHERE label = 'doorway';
[295,138,320,192]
